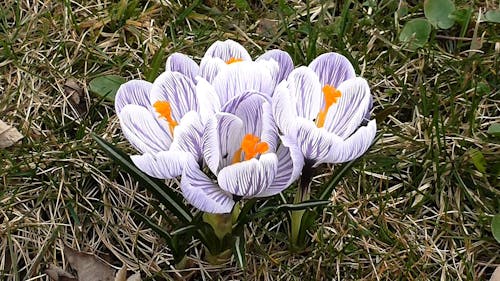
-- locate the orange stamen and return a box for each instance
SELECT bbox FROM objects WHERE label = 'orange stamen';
[316,84,341,128]
[232,134,269,163]
[226,57,243,64]
[153,101,178,136]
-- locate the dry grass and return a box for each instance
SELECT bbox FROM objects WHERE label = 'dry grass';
[1,0,499,280]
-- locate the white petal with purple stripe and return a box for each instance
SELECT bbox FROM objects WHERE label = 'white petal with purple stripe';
[218,153,278,197]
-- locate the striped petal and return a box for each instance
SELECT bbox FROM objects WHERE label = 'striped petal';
[195,77,221,124]
[212,61,275,105]
[199,57,227,83]
[308,52,356,88]
[286,66,323,120]
[115,80,153,114]
[202,113,244,175]
[323,77,373,139]
[180,160,235,214]
[222,92,266,136]
[256,136,304,197]
[293,118,336,164]
[170,111,204,162]
[150,71,198,122]
[118,105,171,153]
[324,120,376,164]
[257,49,294,83]
[165,53,200,81]
[218,153,278,197]
[272,81,298,135]
[203,39,251,62]
[131,150,189,179]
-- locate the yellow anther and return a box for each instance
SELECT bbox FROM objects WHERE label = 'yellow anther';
[316,84,341,128]
[232,134,269,163]
[153,101,178,136]
[226,57,243,64]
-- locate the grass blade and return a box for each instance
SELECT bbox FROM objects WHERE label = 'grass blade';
[92,134,193,223]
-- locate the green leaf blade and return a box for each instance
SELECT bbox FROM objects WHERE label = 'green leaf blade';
[487,123,500,137]
[89,74,126,101]
[233,235,246,269]
[92,134,193,223]
[399,18,432,49]
[424,0,456,29]
[484,10,500,23]
[492,214,500,243]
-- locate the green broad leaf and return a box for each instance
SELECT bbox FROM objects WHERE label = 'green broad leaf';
[92,134,193,223]
[399,19,432,49]
[487,123,500,137]
[468,148,486,173]
[492,214,500,243]
[424,0,456,29]
[484,10,500,23]
[234,0,250,10]
[233,235,246,269]
[88,75,126,101]
[397,0,408,17]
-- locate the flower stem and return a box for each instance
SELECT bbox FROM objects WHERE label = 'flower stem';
[290,163,313,250]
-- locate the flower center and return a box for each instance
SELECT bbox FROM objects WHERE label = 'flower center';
[315,84,341,128]
[232,134,269,163]
[153,101,178,136]
[226,57,243,64]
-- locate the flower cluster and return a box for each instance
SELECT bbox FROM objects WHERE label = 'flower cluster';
[115,40,376,214]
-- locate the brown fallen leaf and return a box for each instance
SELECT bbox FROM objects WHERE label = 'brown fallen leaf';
[45,264,77,281]
[46,246,142,281]
[0,119,23,148]
[64,246,115,281]
[64,79,83,106]
[491,266,500,281]
[115,265,142,281]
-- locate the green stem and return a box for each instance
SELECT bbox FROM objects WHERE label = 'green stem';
[290,163,313,250]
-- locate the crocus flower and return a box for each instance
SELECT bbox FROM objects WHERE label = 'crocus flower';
[180,92,304,213]
[272,53,377,167]
[165,39,293,86]
[115,70,206,179]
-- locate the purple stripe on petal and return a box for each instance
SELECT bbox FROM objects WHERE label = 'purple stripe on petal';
[272,82,298,135]
[131,150,189,179]
[218,154,278,197]
[195,77,221,124]
[118,105,172,153]
[212,61,275,105]
[257,49,294,83]
[308,52,356,88]
[256,136,304,197]
[323,120,376,164]
[115,80,153,114]
[165,53,200,81]
[202,113,244,174]
[203,39,252,62]
[222,91,268,138]
[181,159,235,214]
[323,77,373,139]
[170,111,204,162]
[286,67,323,121]
[150,71,198,122]
[294,118,335,163]
[199,57,227,83]
[260,102,278,152]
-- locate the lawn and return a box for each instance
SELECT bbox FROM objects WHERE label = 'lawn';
[0,0,499,280]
